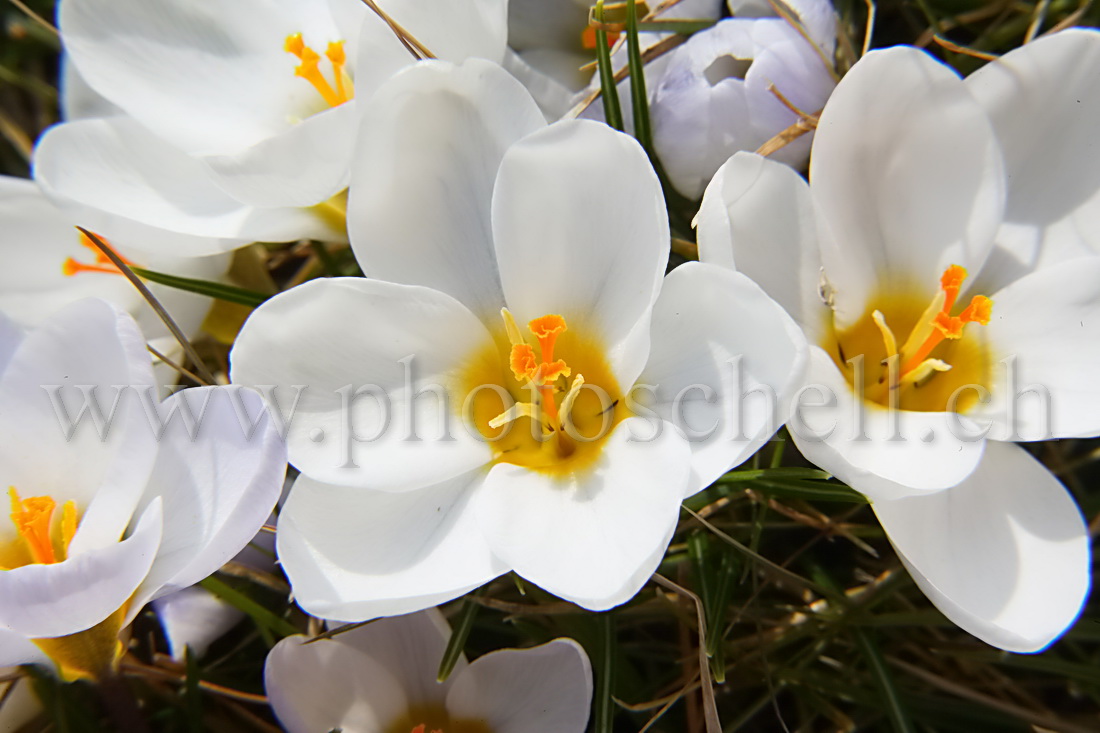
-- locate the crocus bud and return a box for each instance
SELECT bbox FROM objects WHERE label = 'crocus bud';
[652,0,837,198]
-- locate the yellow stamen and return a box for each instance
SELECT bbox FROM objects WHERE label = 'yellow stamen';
[284,33,353,107]
[559,374,586,420]
[871,310,897,360]
[61,501,77,554]
[488,401,551,431]
[501,308,527,349]
[899,358,952,389]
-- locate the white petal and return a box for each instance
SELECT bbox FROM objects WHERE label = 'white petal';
[230,277,494,490]
[0,632,49,668]
[474,418,690,609]
[0,499,162,638]
[492,120,668,387]
[34,118,342,252]
[60,56,121,120]
[873,441,1089,652]
[326,609,459,706]
[371,0,509,64]
[789,347,986,501]
[0,299,158,554]
[696,152,826,340]
[978,257,1100,440]
[151,587,244,661]
[967,28,1100,278]
[810,47,1005,326]
[265,635,407,733]
[447,639,592,733]
[503,48,584,120]
[202,104,354,208]
[349,58,545,319]
[639,263,808,495]
[277,471,507,622]
[128,387,286,616]
[0,311,22,376]
[59,0,342,154]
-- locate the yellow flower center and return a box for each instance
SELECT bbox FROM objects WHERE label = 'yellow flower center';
[61,232,134,278]
[2,488,127,681]
[825,265,994,412]
[460,309,628,475]
[284,33,354,108]
[386,705,492,733]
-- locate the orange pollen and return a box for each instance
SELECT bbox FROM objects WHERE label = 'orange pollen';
[409,726,443,733]
[284,33,353,107]
[8,487,76,566]
[899,266,992,376]
[62,232,134,278]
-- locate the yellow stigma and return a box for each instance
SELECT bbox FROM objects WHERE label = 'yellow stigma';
[7,487,77,566]
[62,232,135,278]
[284,33,354,107]
[827,265,994,412]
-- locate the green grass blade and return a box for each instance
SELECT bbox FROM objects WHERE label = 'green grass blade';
[594,0,624,132]
[625,0,652,150]
[855,629,915,733]
[199,576,298,639]
[131,267,269,308]
[437,590,481,682]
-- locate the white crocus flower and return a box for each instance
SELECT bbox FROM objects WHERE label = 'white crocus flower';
[266,609,592,733]
[651,0,837,198]
[231,59,806,619]
[38,0,511,252]
[695,32,1100,651]
[0,175,227,340]
[56,0,508,210]
[59,0,361,209]
[0,300,286,680]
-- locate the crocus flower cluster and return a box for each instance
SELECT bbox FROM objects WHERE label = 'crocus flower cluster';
[0,0,1098,729]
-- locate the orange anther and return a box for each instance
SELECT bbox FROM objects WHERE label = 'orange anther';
[960,295,992,325]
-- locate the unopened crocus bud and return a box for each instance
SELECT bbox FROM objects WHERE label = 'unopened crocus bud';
[652,0,837,198]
